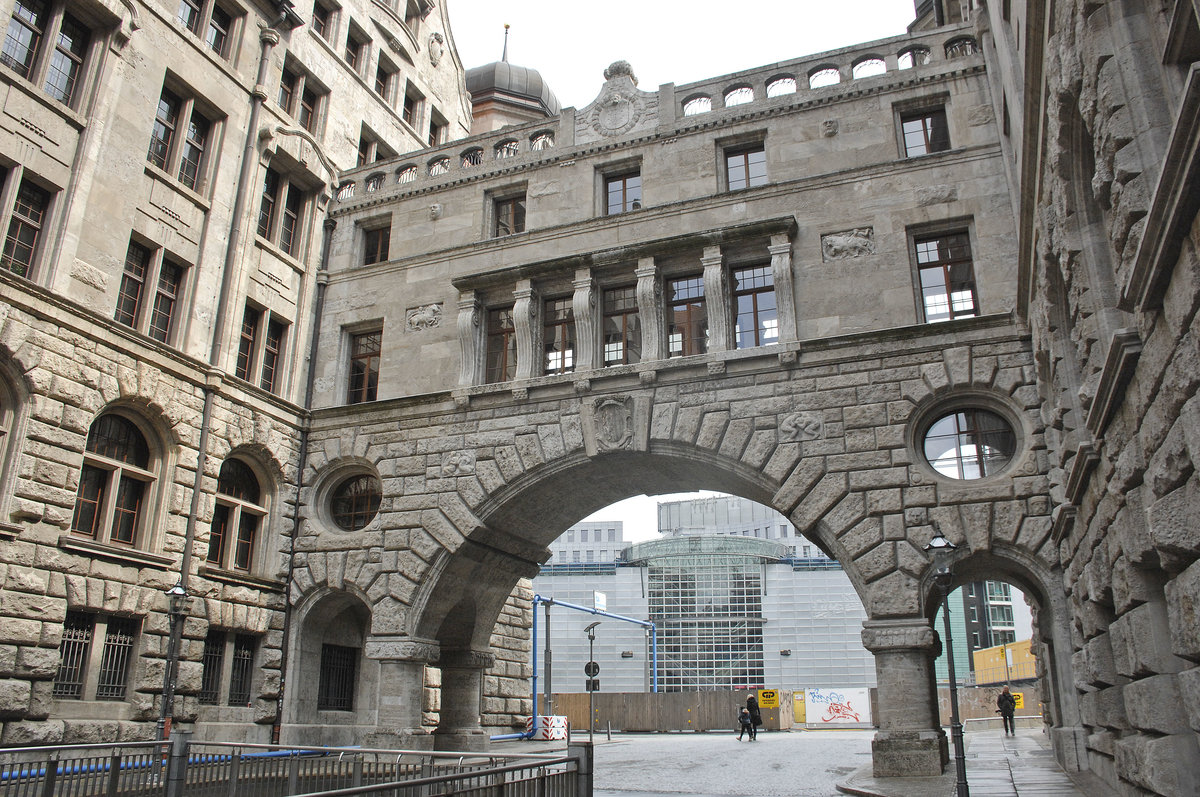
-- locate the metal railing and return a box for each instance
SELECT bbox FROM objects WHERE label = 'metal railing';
[0,740,587,797]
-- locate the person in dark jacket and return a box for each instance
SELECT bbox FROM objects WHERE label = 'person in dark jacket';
[745,694,762,740]
[997,686,1017,735]
[736,707,753,740]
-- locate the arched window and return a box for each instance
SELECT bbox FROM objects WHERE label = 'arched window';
[397,165,417,184]
[945,37,979,59]
[529,132,554,150]
[207,458,266,572]
[683,95,712,116]
[71,414,156,547]
[897,46,931,69]
[765,77,797,97]
[852,58,886,79]
[330,474,381,530]
[364,173,385,192]
[428,157,450,176]
[335,182,354,200]
[808,68,840,89]
[494,140,520,159]
[723,86,754,107]
[461,148,483,168]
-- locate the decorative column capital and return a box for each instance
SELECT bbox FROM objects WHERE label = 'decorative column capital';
[440,649,496,670]
[364,637,441,663]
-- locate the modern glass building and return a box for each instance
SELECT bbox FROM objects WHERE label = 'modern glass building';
[530,497,876,696]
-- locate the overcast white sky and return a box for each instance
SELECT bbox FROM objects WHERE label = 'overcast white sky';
[447,1,919,112]
[443,1,917,541]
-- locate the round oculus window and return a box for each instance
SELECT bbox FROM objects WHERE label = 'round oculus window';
[330,474,382,531]
[922,408,1016,480]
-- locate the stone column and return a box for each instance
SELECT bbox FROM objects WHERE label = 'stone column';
[363,637,439,750]
[701,245,729,352]
[434,649,495,751]
[634,257,663,362]
[512,280,539,380]
[861,619,946,777]
[456,291,483,386]
[768,233,798,344]
[572,268,598,371]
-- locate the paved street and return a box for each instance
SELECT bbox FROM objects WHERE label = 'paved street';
[500,727,1115,797]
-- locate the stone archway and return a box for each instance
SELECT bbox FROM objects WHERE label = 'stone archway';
[295,325,1059,776]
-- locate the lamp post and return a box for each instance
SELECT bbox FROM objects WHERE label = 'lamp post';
[157,582,189,742]
[925,532,969,797]
[584,622,600,745]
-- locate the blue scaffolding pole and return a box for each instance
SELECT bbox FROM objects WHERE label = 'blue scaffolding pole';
[493,594,657,740]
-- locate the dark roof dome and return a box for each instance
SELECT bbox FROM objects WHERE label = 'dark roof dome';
[466,61,561,116]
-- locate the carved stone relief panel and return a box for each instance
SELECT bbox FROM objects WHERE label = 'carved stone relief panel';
[821,228,875,261]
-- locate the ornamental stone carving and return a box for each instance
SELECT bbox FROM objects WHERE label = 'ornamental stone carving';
[821,227,875,261]
[440,450,475,476]
[428,32,444,66]
[591,62,643,137]
[440,649,496,669]
[406,303,443,332]
[580,395,650,456]
[780,411,824,442]
[821,119,839,137]
[860,621,937,653]
[364,638,440,662]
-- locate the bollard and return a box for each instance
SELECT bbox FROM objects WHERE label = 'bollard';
[567,741,593,797]
[165,730,192,797]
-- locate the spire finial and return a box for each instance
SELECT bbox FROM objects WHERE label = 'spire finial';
[502,23,510,62]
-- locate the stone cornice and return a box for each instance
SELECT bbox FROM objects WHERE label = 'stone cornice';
[1123,62,1200,312]
[1065,440,1101,506]
[1085,328,1143,437]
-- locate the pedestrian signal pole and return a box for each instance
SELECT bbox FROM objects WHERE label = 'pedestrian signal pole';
[585,621,600,745]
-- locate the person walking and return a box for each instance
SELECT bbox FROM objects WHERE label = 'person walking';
[997,685,1017,736]
[746,693,762,741]
[736,707,753,740]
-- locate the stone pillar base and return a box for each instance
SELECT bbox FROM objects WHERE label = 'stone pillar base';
[433,728,491,752]
[363,729,434,750]
[871,730,947,777]
[1050,725,1087,772]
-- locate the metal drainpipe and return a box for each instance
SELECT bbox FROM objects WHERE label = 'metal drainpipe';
[272,217,335,743]
[173,20,285,735]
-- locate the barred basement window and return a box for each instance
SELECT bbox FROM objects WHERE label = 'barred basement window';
[53,612,140,701]
[317,643,357,710]
[200,630,257,706]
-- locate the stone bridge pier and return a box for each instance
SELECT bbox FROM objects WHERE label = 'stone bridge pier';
[284,322,1084,775]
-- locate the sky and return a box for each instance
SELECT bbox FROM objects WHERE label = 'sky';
[443,0,918,541]
[446,1,919,112]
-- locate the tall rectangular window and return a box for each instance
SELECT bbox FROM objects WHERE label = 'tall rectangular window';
[310,0,332,40]
[317,644,357,711]
[915,231,978,322]
[427,108,447,146]
[228,634,255,705]
[278,61,325,134]
[147,83,218,193]
[200,631,257,707]
[343,26,366,71]
[901,107,951,156]
[485,308,516,384]
[732,265,778,349]
[4,0,96,108]
[115,238,188,345]
[257,167,309,257]
[260,317,285,392]
[348,329,381,403]
[236,306,259,381]
[543,298,575,375]
[666,276,707,357]
[602,286,640,366]
[198,631,224,704]
[605,171,641,215]
[402,82,423,128]
[494,194,525,237]
[726,145,767,190]
[2,178,51,278]
[363,226,390,265]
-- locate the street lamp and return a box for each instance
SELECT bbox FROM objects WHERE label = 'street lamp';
[157,582,189,742]
[925,531,969,797]
[584,622,600,745]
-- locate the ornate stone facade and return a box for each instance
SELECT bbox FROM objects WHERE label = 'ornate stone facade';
[1,0,1197,792]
